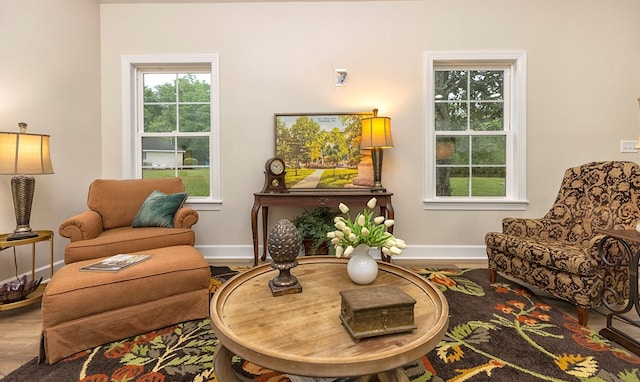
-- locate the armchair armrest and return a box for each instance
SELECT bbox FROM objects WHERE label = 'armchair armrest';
[174,206,199,229]
[59,210,104,242]
[502,217,547,237]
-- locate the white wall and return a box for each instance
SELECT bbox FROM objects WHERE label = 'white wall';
[100,0,640,263]
[0,0,101,282]
[1,0,639,282]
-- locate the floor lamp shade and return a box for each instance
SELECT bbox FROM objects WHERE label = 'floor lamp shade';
[0,127,54,240]
[361,109,393,191]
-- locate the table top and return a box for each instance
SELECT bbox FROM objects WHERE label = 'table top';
[210,256,449,377]
[597,229,640,244]
[0,230,53,247]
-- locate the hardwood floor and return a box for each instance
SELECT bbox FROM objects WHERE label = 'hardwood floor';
[1,259,638,378]
[0,301,42,378]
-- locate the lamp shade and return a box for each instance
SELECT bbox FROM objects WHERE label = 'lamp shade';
[361,111,393,149]
[0,132,54,175]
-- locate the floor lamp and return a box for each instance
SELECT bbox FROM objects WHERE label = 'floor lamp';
[360,109,393,192]
[0,123,54,241]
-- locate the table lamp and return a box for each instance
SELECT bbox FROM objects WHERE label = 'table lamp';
[0,123,54,241]
[361,109,393,191]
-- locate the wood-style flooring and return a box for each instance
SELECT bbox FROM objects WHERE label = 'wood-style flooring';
[1,259,638,378]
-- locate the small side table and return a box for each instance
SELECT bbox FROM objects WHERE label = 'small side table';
[0,230,54,312]
[596,229,640,355]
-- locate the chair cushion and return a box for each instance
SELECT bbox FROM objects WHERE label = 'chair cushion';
[132,190,187,228]
[485,232,599,276]
[64,226,195,264]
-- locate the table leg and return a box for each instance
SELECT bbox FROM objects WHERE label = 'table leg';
[376,368,410,382]
[49,234,54,278]
[31,242,36,280]
[380,201,394,263]
[213,345,243,382]
[213,346,409,382]
[597,235,640,355]
[251,199,260,266]
[260,206,269,262]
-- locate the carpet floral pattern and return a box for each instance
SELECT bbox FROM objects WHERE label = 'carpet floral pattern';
[3,266,639,382]
[414,268,640,381]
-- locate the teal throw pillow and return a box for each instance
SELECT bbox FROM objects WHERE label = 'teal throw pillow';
[132,190,187,228]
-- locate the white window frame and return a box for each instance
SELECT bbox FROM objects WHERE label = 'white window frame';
[424,51,528,211]
[121,54,221,210]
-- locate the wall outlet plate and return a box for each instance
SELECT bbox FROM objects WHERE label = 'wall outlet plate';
[620,140,639,153]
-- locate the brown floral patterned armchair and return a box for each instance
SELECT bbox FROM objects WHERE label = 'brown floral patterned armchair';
[485,161,640,326]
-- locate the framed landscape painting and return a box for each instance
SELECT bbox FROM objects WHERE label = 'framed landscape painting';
[275,112,374,190]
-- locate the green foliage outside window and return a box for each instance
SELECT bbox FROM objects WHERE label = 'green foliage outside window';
[434,69,507,197]
[141,72,212,197]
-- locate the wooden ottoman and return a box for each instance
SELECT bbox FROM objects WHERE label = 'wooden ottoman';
[40,245,210,364]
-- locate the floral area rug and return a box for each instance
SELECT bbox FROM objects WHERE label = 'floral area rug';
[3,266,639,382]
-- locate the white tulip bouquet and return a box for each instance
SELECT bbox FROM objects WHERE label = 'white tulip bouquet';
[327,197,406,258]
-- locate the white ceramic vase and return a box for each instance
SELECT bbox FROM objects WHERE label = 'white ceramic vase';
[347,244,379,285]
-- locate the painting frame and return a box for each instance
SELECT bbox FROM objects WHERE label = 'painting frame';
[275,111,375,190]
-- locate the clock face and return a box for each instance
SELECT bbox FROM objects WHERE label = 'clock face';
[269,158,285,175]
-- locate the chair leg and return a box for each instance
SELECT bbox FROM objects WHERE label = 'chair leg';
[576,306,589,326]
[488,269,497,283]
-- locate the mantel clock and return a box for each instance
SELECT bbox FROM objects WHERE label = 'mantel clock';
[261,157,288,193]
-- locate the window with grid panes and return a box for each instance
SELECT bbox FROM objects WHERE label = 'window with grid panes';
[122,55,221,209]
[425,52,527,210]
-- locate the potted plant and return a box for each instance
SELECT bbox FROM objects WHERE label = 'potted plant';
[292,207,339,256]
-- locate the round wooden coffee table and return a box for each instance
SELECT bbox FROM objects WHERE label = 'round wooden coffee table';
[210,256,448,381]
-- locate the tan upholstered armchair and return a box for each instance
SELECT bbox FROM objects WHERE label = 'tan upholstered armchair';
[485,161,640,326]
[59,178,198,264]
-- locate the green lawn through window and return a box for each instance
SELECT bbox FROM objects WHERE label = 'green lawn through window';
[142,168,210,196]
[449,177,505,197]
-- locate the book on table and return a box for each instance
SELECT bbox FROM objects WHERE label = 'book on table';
[80,254,150,272]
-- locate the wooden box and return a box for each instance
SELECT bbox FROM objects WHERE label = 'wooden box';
[339,285,416,341]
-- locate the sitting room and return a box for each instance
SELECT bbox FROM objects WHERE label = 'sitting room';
[1,0,640,381]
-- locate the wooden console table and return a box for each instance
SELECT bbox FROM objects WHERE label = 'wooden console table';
[596,229,640,355]
[251,191,394,266]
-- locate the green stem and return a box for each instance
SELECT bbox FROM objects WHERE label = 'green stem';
[514,318,558,360]
[152,325,202,372]
[458,340,567,382]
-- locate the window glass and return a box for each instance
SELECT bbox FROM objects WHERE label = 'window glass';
[425,51,526,210]
[434,69,507,197]
[139,70,212,197]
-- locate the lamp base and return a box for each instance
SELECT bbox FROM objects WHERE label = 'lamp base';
[370,147,386,192]
[7,231,38,241]
[9,175,37,242]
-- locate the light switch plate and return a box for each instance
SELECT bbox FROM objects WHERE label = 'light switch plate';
[335,69,348,86]
[620,140,639,153]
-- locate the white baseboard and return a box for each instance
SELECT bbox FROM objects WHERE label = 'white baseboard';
[195,244,488,263]
[2,244,488,286]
